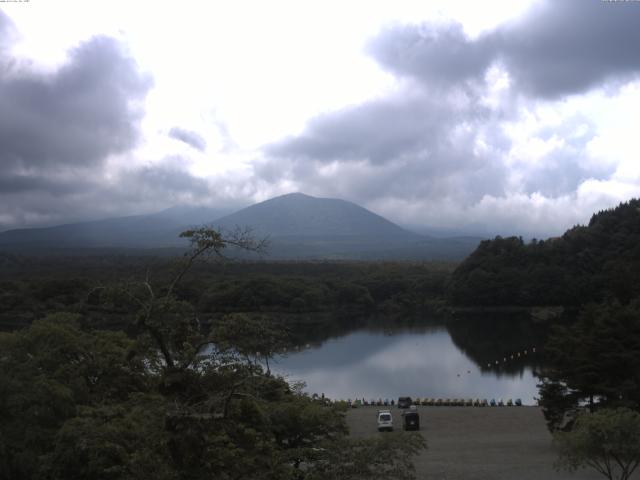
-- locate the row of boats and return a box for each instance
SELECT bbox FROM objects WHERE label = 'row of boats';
[341,397,524,407]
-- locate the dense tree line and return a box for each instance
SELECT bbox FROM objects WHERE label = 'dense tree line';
[448,199,640,307]
[0,258,453,337]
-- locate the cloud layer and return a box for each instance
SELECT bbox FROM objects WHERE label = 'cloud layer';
[370,0,640,97]
[0,11,159,226]
[2,1,640,238]
[261,0,640,236]
[0,11,249,229]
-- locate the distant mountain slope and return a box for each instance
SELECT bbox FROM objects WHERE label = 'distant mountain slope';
[212,193,482,260]
[213,192,418,239]
[0,206,231,250]
[448,198,640,306]
[0,193,483,260]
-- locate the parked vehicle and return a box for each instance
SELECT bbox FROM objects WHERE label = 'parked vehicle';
[402,409,420,431]
[377,409,393,432]
[397,396,412,409]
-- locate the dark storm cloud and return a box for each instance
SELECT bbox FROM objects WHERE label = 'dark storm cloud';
[263,88,508,205]
[498,0,640,98]
[261,0,637,229]
[0,15,157,228]
[266,91,490,167]
[122,158,211,197]
[0,17,237,231]
[169,127,207,152]
[0,171,93,195]
[0,35,152,177]
[267,95,454,165]
[368,0,640,98]
[368,22,494,88]
[0,157,221,229]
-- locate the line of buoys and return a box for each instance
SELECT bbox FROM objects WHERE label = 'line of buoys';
[486,347,537,369]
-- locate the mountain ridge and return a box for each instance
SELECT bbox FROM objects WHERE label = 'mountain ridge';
[0,193,483,260]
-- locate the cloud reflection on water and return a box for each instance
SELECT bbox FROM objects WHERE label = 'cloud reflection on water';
[272,327,540,404]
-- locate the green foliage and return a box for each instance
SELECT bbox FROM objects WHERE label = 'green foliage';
[43,395,174,480]
[0,313,147,480]
[0,228,429,480]
[537,380,578,432]
[211,313,290,374]
[448,198,640,306]
[539,300,640,431]
[307,433,426,480]
[554,408,640,480]
[268,395,348,451]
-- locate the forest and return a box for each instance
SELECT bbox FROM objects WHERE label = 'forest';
[0,253,452,343]
[1,230,436,480]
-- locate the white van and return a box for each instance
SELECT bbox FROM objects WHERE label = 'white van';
[377,409,393,432]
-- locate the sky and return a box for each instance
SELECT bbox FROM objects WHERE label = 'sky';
[1,0,640,237]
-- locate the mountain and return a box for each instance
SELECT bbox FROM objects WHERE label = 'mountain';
[0,206,232,251]
[211,193,482,260]
[212,193,417,239]
[0,193,483,260]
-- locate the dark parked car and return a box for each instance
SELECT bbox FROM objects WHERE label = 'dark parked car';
[402,410,420,431]
[397,396,412,409]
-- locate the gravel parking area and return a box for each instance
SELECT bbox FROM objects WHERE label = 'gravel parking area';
[346,406,609,480]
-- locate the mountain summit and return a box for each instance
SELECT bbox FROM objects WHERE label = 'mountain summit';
[213,192,416,239]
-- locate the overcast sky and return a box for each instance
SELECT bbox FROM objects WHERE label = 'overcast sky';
[1,0,640,237]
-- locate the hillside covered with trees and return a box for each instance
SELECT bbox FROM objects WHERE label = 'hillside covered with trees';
[448,199,640,307]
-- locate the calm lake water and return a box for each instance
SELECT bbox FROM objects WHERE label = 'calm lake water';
[272,325,541,405]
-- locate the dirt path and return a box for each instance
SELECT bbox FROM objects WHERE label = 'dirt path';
[346,406,611,480]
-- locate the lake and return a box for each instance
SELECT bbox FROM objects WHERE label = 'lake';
[272,323,542,405]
